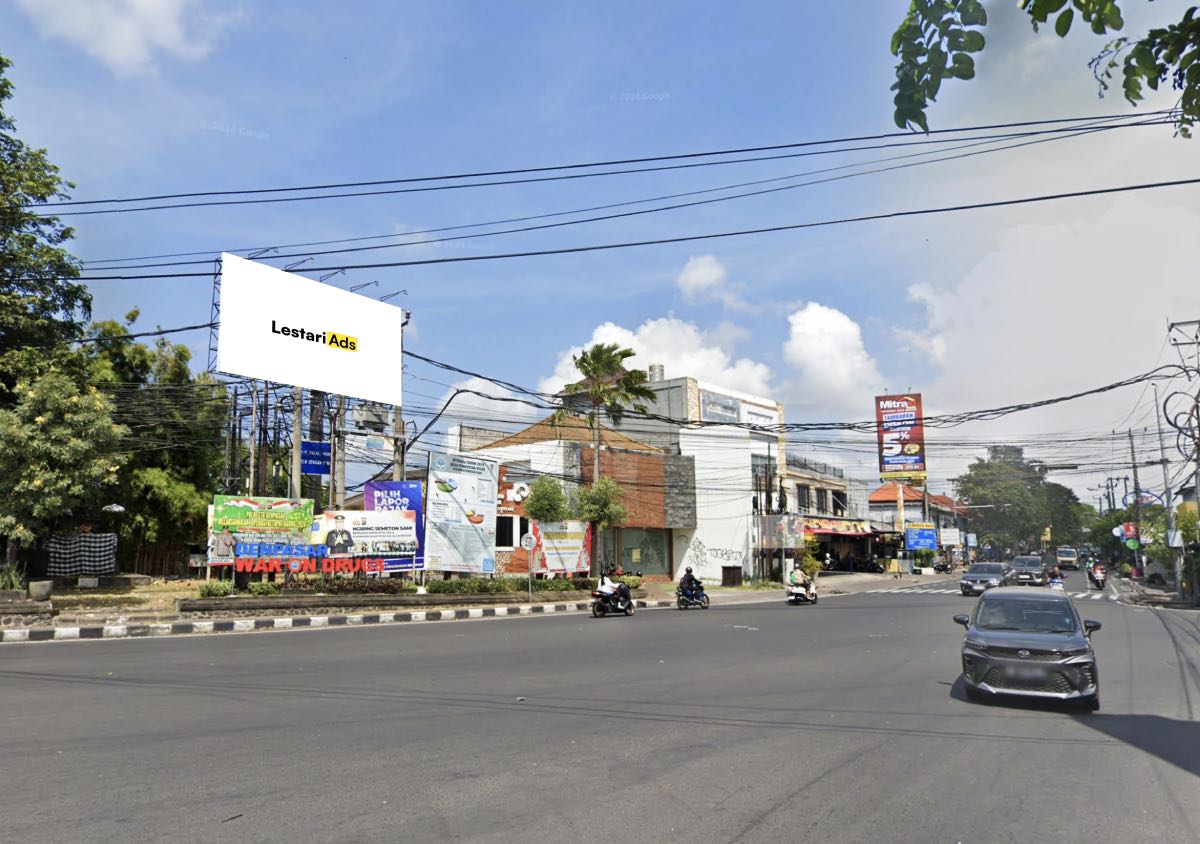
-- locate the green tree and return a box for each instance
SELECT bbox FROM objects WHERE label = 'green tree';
[0,54,90,397]
[576,477,628,532]
[524,475,573,524]
[0,371,125,565]
[551,343,656,485]
[890,1,1200,136]
[85,312,228,571]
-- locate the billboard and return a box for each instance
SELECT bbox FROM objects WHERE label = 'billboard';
[940,527,962,546]
[364,480,426,571]
[216,253,405,406]
[874,393,926,480]
[425,451,499,573]
[208,496,314,567]
[905,522,938,551]
[530,521,592,574]
[700,390,741,424]
[311,510,418,562]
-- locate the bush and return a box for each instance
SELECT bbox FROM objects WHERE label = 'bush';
[247,581,280,597]
[281,576,417,595]
[0,563,25,591]
[425,576,604,594]
[197,580,235,598]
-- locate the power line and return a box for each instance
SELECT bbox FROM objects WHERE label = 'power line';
[75,173,1200,281]
[35,111,1174,213]
[80,113,1168,272]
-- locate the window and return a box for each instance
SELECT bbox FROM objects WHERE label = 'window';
[832,490,847,517]
[816,488,828,514]
[519,517,530,542]
[495,516,515,548]
[797,485,812,512]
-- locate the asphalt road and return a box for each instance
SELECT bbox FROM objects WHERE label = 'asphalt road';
[2,568,1198,843]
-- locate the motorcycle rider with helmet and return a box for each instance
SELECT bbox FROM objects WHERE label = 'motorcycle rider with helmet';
[678,566,701,601]
[788,561,816,600]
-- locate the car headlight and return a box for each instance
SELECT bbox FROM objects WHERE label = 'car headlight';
[987,579,999,586]
[1059,647,1090,657]
[964,639,988,651]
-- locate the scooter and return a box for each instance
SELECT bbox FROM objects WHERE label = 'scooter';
[933,560,953,574]
[786,580,818,605]
[1048,577,1065,592]
[1090,568,1107,589]
[591,590,635,617]
[676,584,710,610]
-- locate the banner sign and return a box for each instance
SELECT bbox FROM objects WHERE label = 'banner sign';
[217,253,405,406]
[905,522,939,551]
[300,440,331,475]
[311,510,417,565]
[874,393,927,480]
[364,480,426,571]
[757,515,872,549]
[425,451,499,573]
[208,496,314,567]
[940,527,962,546]
[530,520,592,573]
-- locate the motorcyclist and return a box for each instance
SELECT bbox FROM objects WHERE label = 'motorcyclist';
[598,568,631,605]
[788,562,815,599]
[678,566,700,600]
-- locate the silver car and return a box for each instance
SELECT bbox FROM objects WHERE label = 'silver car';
[954,587,1101,710]
[960,562,1008,596]
[1009,555,1047,586]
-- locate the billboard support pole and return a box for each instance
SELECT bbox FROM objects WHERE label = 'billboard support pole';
[896,481,906,573]
[335,396,347,509]
[291,385,303,498]
[248,383,259,495]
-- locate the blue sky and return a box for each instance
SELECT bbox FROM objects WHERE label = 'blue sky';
[5,0,1200,495]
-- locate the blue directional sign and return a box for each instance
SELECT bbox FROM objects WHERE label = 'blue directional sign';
[300,440,331,475]
[905,523,939,551]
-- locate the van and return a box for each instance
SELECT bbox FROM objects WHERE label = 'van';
[1055,546,1079,570]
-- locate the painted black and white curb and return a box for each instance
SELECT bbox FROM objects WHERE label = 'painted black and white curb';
[0,599,678,644]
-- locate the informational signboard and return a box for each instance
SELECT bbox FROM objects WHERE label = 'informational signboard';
[905,522,938,551]
[311,510,417,561]
[425,451,499,573]
[208,496,314,567]
[217,253,405,406]
[966,533,978,548]
[940,528,962,546]
[530,521,592,573]
[874,393,926,480]
[300,440,331,475]
[363,480,426,571]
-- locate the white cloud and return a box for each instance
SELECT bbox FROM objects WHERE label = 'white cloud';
[674,254,756,312]
[538,317,774,398]
[782,303,886,417]
[894,282,949,363]
[676,255,727,300]
[15,0,240,76]
[429,377,523,455]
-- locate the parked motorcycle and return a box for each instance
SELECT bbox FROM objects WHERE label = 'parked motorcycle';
[591,590,635,617]
[786,580,818,605]
[676,583,710,610]
[933,561,953,574]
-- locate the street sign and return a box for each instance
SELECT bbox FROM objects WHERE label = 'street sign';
[300,440,331,475]
[1126,539,1140,550]
[966,533,978,548]
[1122,522,1138,539]
[1111,526,1124,538]
[520,533,536,550]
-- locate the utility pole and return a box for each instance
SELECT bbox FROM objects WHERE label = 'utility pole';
[1153,384,1183,594]
[291,385,303,498]
[306,391,324,511]
[334,395,347,508]
[1129,429,1143,575]
[392,405,404,482]
[248,383,259,495]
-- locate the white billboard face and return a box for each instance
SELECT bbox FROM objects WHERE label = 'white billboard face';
[217,253,404,405]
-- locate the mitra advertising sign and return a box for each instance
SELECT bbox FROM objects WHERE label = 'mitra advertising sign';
[874,393,927,480]
[216,253,405,406]
[425,451,499,573]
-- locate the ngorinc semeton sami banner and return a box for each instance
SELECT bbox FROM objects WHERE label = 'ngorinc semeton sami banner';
[217,253,405,406]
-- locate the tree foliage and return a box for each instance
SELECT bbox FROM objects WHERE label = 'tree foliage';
[523,475,573,524]
[0,54,90,397]
[954,445,1094,550]
[0,371,125,553]
[891,1,1200,136]
[576,477,628,532]
[551,342,656,484]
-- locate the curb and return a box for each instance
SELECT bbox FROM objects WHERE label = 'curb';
[0,599,677,644]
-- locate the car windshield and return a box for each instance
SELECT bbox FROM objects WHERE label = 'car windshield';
[1013,558,1042,569]
[1057,548,1077,558]
[975,598,1077,633]
[969,565,1004,575]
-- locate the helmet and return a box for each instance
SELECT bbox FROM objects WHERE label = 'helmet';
[685,567,693,574]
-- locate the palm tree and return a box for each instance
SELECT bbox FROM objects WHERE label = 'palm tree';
[551,343,656,486]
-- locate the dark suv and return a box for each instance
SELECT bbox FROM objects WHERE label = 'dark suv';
[1009,555,1047,586]
[954,587,1101,710]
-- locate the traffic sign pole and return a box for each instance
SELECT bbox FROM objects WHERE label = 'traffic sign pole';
[520,532,536,602]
